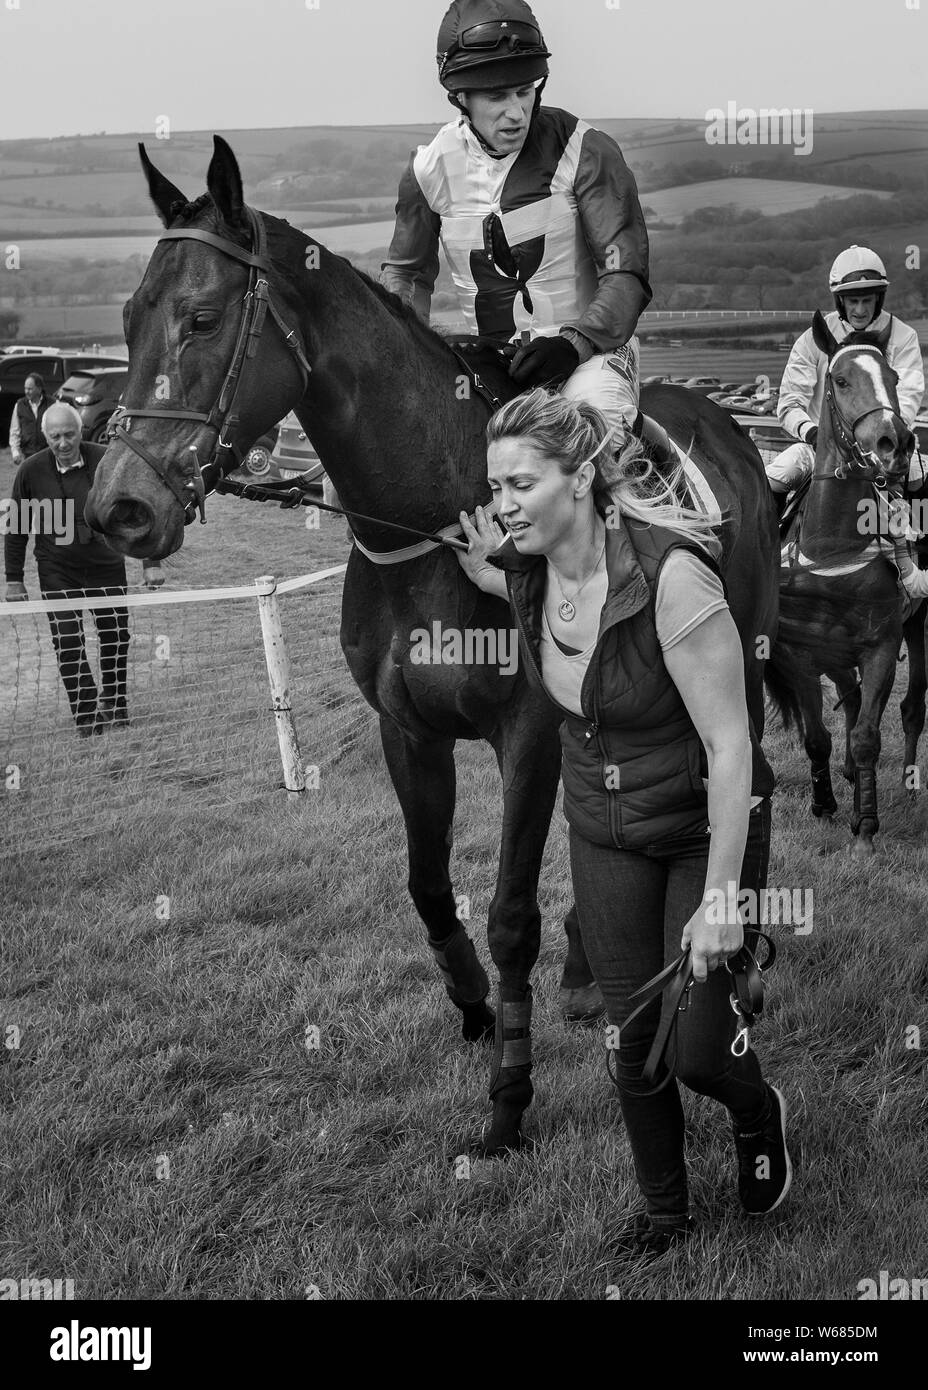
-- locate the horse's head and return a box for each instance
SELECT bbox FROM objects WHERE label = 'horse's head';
[86,136,312,559]
[811,309,914,486]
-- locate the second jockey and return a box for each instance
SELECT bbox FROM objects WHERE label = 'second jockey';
[766,245,925,501]
[380,0,652,444]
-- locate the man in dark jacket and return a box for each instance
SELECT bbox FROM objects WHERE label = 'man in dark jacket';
[9,373,51,465]
[4,402,160,735]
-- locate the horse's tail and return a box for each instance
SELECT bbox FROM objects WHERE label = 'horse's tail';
[764,642,807,739]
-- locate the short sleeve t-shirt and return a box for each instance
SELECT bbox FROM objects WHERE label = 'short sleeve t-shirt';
[539,548,727,717]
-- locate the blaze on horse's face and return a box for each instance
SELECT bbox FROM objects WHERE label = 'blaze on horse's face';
[811,309,914,482]
[85,138,300,560]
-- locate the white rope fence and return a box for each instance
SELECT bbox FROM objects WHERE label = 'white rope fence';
[0,564,376,857]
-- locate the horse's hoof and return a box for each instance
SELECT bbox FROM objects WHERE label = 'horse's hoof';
[850,837,876,858]
[811,802,837,818]
[559,982,606,1026]
[473,1075,533,1155]
[471,1126,524,1159]
[461,1000,495,1044]
[471,1111,535,1158]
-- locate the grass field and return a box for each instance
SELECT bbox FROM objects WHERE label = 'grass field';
[643,179,891,223]
[1,426,927,1301]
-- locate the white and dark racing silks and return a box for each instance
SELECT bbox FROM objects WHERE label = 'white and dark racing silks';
[380,107,652,349]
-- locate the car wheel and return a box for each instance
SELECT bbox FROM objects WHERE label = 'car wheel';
[90,421,111,444]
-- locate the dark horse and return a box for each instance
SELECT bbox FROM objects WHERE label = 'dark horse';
[86,137,778,1153]
[765,311,917,855]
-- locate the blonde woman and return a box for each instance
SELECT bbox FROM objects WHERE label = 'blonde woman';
[457,387,790,1254]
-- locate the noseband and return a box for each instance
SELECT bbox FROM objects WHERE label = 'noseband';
[823,345,909,489]
[110,205,313,525]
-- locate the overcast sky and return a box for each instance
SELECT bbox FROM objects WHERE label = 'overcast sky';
[0,0,925,140]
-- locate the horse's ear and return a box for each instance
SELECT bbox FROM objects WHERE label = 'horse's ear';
[138,143,188,227]
[206,134,246,229]
[812,309,837,358]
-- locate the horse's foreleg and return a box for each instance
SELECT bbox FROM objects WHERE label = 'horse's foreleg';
[476,711,561,1157]
[826,668,862,785]
[378,717,494,1042]
[901,604,927,792]
[799,677,837,817]
[848,645,897,856]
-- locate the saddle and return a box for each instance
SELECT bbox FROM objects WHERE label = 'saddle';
[443,335,674,463]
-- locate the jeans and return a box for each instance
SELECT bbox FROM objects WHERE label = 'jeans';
[41,584,129,725]
[569,798,773,1220]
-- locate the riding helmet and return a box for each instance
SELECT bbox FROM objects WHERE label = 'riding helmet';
[829,245,889,323]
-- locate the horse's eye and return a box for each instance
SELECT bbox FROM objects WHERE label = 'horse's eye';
[834,376,848,389]
[192,312,219,333]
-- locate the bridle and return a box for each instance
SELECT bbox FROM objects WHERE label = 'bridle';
[109,205,313,526]
[823,343,910,489]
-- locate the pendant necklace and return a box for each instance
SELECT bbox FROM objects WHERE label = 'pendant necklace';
[549,540,606,622]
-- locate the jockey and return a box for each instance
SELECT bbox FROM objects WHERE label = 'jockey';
[766,245,927,599]
[766,246,924,498]
[380,0,653,445]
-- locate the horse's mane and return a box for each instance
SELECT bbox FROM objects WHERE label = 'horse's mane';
[166,195,509,376]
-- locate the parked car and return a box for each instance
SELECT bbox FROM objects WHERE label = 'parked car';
[743,391,780,416]
[56,366,129,441]
[713,393,762,411]
[228,412,324,495]
[1,343,59,356]
[683,376,722,395]
[0,349,124,445]
[642,374,672,386]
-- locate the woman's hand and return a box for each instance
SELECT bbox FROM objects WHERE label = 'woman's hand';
[456,505,505,593]
[681,898,744,983]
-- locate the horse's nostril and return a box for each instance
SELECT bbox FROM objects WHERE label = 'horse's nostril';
[110,498,152,532]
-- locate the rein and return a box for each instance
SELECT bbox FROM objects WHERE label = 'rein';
[111,206,312,526]
[214,472,480,555]
[607,932,776,1096]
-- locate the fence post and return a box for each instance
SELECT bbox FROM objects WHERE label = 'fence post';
[254,574,306,795]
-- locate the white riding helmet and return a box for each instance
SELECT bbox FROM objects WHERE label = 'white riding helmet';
[829,245,889,295]
[829,246,889,324]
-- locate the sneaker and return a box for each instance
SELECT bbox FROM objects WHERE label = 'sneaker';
[613,1211,693,1258]
[732,1083,792,1216]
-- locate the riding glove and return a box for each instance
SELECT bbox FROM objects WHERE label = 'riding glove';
[509,335,580,387]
